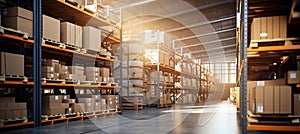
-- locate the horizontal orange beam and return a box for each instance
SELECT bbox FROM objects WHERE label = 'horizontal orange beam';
[247,45,300,52]
[247,125,300,131]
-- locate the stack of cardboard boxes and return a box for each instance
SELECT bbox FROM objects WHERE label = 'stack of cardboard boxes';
[42,59,61,79]
[0,97,27,120]
[60,22,83,48]
[67,66,86,81]
[2,7,60,41]
[42,95,69,115]
[85,67,102,82]
[287,71,300,115]
[102,95,119,110]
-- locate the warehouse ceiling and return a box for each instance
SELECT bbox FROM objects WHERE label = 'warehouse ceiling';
[108,0,237,63]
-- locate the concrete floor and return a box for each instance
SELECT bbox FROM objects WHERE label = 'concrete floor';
[3,101,242,134]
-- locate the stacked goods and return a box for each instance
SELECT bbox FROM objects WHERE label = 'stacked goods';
[42,59,60,79]
[294,94,300,115]
[2,7,33,37]
[2,7,60,41]
[66,66,86,81]
[287,71,300,84]
[191,78,197,88]
[82,26,101,52]
[100,68,110,83]
[60,22,82,47]
[0,97,27,120]
[85,67,102,82]
[150,71,164,82]
[42,95,69,115]
[128,68,143,79]
[0,52,24,76]
[102,95,119,110]
[78,97,95,113]
[251,85,292,114]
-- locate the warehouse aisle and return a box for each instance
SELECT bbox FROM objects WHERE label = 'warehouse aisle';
[2,101,241,134]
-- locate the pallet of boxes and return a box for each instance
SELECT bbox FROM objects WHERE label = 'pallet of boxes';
[0,97,27,126]
[247,72,300,125]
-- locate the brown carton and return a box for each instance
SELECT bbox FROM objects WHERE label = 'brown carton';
[42,66,54,73]
[2,7,33,37]
[70,103,85,113]
[0,52,24,76]
[94,102,101,111]
[0,110,5,119]
[287,71,300,84]
[274,86,280,114]
[62,95,70,100]
[263,86,273,114]
[255,86,264,113]
[5,110,14,119]
[21,109,27,118]
[43,95,63,103]
[280,86,291,114]
[13,110,22,118]
[61,103,70,109]
[294,94,300,115]
[60,22,75,45]
[43,15,60,42]
[82,26,101,51]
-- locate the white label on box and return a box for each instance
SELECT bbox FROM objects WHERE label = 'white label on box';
[257,105,263,113]
[95,102,98,106]
[290,73,296,79]
[55,96,59,100]
[51,73,54,78]
[50,67,54,72]
[88,98,91,102]
[110,101,112,105]
[257,81,265,86]
[64,96,67,100]
[88,103,91,106]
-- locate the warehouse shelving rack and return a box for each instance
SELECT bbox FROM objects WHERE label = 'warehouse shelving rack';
[0,0,122,128]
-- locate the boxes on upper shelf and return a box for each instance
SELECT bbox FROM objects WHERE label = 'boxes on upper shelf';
[0,52,24,76]
[68,66,84,75]
[2,7,33,37]
[60,22,83,47]
[287,71,300,84]
[100,68,110,77]
[43,15,60,42]
[83,26,101,52]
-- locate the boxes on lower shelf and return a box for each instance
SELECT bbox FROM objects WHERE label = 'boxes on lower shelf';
[294,94,300,115]
[0,97,27,119]
[251,85,291,114]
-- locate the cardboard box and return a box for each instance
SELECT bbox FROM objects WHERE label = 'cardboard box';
[263,86,273,114]
[100,68,110,78]
[5,110,14,119]
[0,97,15,103]
[82,26,101,51]
[21,109,27,118]
[62,95,70,100]
[78,98,95,104]
[85,102,95,112]
[85,72,100,77]
[42,102,62,109]
[129,80,143,87]
[93,95,101,101]
[42,66,54,73]
[68,66,84,75]
[6,103,18,110]
[294,94,300,115]
[274,86,280,114]
[85,67,100,74]
[43,59,59,67]
[86,76,102,82]
[60,22,75,45]
[0,52,24,76]
[71,103,85,113]
[75,24,83,48]
[128,68,143,79]
[255,86,264,113]
[43,15,60,42]
[14,110,22,118]
[17,103,27,110]
[287,71,300,84]
[61,103,70,109]
[94,102,101,111]
[43,95,63,103]
[42,72,59,79]
[42,108,64,115]
[0,110,5,119]
[2,7,33,37]
[62,99,76,103]
[280,86,292,114]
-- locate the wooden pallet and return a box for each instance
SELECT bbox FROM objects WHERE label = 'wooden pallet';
[0,26,28,39]
[42,78,65,84]
[247,111,300,125]
[42,114,64,121]
[0,118,28,126]
[43,38,64,48]
[0,75,28,82]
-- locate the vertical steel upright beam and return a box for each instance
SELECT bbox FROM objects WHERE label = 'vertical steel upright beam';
[119,7,123,113]
[157,41,160,108]
[241,0,248,133]
[33,0,42,127]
